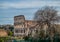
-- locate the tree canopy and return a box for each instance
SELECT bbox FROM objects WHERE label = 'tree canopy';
[34,6,60,24]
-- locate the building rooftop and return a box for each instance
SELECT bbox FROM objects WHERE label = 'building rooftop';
[14,15,24,18]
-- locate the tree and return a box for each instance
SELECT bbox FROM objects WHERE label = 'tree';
[8,31,13,36]
[9,26,14,32]
[34,6,60,42]
[34,7,59,23]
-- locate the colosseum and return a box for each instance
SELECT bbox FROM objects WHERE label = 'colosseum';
[14,15,49,38]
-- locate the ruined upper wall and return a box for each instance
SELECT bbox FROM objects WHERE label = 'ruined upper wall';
[25,20,37,28]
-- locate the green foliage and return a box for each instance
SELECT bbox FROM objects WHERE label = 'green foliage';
[0,27,4,29]
[9,26,14,31]
[0,39,3,42]
[8,31,13,36]
[0,37,10,42]
[24,36,29,41]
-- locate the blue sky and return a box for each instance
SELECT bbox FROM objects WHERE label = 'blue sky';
[0,0,60,25]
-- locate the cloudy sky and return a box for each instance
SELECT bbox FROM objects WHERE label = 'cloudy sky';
[0,0,60,25]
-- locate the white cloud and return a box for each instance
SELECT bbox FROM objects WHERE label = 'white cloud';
[0,1,60,9]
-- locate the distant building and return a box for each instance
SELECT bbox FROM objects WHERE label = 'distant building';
[14,15,38,37]
[14,15,60,38]
[14,15,49,38]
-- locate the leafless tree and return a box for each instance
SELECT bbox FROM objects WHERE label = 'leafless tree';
[34,6,60,42]
[34,7,59,24]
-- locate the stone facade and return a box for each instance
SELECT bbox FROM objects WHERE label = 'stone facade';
[14,15,25,37]
[14,15,49,38]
